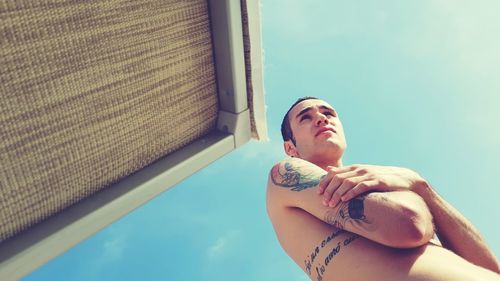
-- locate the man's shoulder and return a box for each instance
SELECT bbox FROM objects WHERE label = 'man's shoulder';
[267,157,324,191]
[266,158,326,214]
[266,158,314,217]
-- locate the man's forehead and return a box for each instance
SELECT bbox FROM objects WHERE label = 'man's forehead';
[290,99,335,115]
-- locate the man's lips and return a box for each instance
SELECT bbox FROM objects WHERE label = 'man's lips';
[315,127,336,137]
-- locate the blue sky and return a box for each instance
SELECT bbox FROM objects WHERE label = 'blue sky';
[25,1,500,280]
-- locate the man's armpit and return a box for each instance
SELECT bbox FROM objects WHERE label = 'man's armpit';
[270,159,326,192]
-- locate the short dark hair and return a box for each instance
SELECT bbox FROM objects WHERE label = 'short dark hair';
[281,96,319,145]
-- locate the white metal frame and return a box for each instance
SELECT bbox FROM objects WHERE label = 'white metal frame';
[210,0,252,147]
[0,0,252,279]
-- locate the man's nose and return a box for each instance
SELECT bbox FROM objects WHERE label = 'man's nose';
[316,113,328,126]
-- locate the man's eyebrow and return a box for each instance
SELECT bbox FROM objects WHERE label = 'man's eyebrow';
[296,105,336,119]
[296,107,313,119]
[319,105,336,112]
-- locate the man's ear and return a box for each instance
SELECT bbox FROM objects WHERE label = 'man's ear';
[283,140,300,157]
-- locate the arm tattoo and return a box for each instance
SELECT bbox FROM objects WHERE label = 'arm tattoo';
[323,195,376,231]
[348,197,366,219]
[270,162,324,192]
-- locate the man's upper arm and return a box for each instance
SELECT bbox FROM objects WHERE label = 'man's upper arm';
[267,158,434,248]
[267,157,350,227]
[267,158,325,209]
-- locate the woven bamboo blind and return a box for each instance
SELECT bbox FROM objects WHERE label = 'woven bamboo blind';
[0,0,218,242]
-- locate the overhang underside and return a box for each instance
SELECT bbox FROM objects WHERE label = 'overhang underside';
[0,0,267,279]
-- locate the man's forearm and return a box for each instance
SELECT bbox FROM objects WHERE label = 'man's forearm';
[323,191,434,248]
[270,159,434,249]
[414,182,500,273]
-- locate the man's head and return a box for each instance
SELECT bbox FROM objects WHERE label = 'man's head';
[281,97,347,167]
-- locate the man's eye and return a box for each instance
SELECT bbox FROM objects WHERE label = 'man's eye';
[300,115,311,121]
[324,111,335,117]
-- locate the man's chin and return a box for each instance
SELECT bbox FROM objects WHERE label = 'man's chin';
[308,146,344,163]
[317,139,345,151]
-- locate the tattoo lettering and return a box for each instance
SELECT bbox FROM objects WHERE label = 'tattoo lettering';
[323,242,341,266]
[304,258,312,275]
[270,162,324,191]
[304,230,344,275]
[321,229,343,248]
[303,233,360,281]
[324,235,360,267]
[305,246,319,275]
[323,195,376,232]
[343,234,358,246]
[316,265,325,281]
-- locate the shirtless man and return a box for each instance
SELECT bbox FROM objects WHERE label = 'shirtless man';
[267,97,500,281]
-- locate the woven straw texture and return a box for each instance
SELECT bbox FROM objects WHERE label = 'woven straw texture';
[0,0,218,242]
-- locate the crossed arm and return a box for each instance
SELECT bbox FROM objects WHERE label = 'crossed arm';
[316,162,499,273]
[267,157,435,248]
[415,183,500,273]
[268,157,500,273]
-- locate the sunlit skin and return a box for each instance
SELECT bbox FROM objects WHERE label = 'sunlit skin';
[267,99,500,280]
[284,99,347,170]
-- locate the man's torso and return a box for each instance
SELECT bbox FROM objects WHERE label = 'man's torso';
[268,205,498,281]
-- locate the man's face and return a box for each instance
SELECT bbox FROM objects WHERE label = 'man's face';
[285,99,347,164]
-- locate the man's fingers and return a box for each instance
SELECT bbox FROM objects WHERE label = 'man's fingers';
[321,178,340,206]
[317,166,341,194]
[340,180,378,202]
[317,168,334,194]
[329,176,367,207]
[321,172,350,204]
[318,165,366,196]
[322,170,359,203]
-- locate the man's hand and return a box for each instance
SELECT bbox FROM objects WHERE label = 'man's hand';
[317,164,425,207]
[269,158,434,248]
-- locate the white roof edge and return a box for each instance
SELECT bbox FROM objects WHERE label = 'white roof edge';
[210,0,268,144]
[0,132,235,280]
[246,0,269,141]
[210,0,252,147]
[209,0,248,114]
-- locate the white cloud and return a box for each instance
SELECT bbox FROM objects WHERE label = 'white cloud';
[101,235,127,262]
[81,227,129,280]
[241,137,284,164]
[206,229,242,261]
[207,237,226,258]
[91,226,129,266]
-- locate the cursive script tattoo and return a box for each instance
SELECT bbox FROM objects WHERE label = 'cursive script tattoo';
[323,195,376,232]
[270,161,324,191]
[304,229,344,275]
[303,232,360,281]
